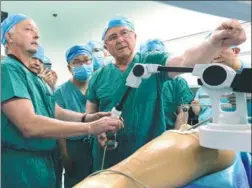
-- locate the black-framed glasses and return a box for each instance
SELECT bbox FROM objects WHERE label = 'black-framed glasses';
[105,29,134,43]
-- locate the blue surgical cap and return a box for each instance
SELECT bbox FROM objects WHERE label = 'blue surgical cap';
[32,45,45,63]
[43,56,51,65]
[102,16,135,41]
[65,45,92,63]
[140,39,165,53]
[87,40,104,51]
[1,13,28,45]
[205,32,238,49]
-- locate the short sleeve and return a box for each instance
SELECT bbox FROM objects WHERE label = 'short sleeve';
[1,64,31,103]
[144,51,170,82]
[176,77,194,105]
[53,88,65,108]
[86,71,99,103]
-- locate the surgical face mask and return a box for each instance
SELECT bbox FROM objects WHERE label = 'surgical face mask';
[72,64,93,81]
[93,56,104,71]
[93,51,104,58]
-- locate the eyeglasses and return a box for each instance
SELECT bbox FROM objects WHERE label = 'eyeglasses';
[105,29,134,43]
[70,59,92,67]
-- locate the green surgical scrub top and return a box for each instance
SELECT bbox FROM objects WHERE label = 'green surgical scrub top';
[54,80,87,140]
[86,51,169,170]
[1,56,56,151]
[163,76,194,129]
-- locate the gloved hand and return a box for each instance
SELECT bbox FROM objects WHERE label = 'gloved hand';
[175,108,189,130]
[191,100,201,116]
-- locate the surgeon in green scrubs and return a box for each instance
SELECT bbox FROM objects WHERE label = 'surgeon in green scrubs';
[85,16,246,172]
[1,14,123,188]
[54,44,94,188]
[140,39,194,130]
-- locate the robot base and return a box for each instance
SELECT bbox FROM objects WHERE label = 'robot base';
[199,123,251,152]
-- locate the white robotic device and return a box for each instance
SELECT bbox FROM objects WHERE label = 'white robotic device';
[116,63,251,152]
[192,63,251,152]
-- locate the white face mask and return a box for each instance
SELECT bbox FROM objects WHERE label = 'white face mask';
[93,51,104,58]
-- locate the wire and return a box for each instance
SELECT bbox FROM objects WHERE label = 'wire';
[87,169,151,188]
[162,21,250,43]
[101,145,107,170]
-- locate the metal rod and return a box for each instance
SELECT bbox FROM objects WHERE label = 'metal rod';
[101,145,108,170]
[186,117,213,131]
[157,66,194,73]
[115,87,132,111]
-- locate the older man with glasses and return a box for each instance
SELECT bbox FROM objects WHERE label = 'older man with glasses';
[85,16,246,172]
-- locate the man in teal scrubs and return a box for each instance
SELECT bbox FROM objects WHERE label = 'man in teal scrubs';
[85,16,246,171]
[140,39,194,130]
[1,13,123,188]
[54,44,94,188]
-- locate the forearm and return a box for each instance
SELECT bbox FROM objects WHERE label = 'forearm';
[55,104,83,122]
[24,115,90,138]
[182,40,223,67]
[166,40,224,78]
[86,100,98,113]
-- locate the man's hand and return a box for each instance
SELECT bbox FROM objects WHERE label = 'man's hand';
[85,112,112,122]
[88,116,124,136]
[97,132,116,150]
[97,132,107,147]
[39,69,58,89]
[48,70,58,88]
[39,68,51,82]
[210,19,246,49]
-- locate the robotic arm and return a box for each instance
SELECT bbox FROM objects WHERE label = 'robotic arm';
[108,64,193,149]
[109,63,251,152]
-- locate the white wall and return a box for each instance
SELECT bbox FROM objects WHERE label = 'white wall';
[1,1,251,86]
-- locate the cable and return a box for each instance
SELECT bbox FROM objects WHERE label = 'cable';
[162,21,250,43]
[87,169,151,188]
[101,145,107,170]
